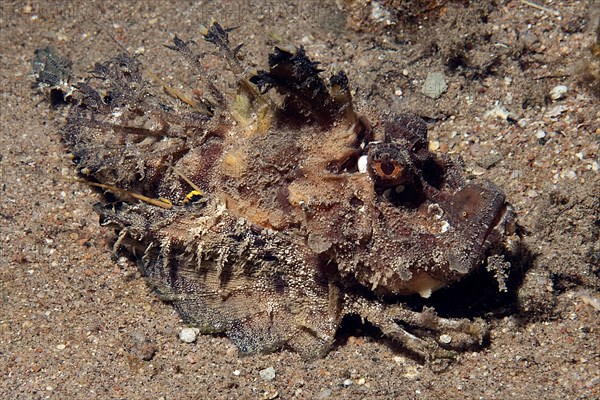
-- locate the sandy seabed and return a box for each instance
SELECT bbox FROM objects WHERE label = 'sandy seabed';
[1,1,598,399]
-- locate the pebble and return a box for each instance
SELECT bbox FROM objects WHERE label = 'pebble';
[317,388,332,399]
[439,334,452,344]
[342,378,352,387]
[546,105,568,117]
[178,327,200,343]
[421,72,448,99]
[428,140,440,151]
[132,331,146,343]
[56,343,66,350]
[129,331,158,361]
[549,85,568,100]
[535,129,546,139]
[484,102,510,120]
[262,390,279,399]
[259,366,276,381]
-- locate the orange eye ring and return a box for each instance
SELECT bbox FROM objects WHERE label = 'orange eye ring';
[372,160,403,179]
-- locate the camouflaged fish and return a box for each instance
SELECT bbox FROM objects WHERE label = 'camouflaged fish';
[33,23,518,362]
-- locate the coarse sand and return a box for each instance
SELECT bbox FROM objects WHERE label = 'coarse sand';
[1,1,598,399]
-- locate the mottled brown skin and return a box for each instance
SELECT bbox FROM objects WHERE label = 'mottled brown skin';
[37,23,517,362]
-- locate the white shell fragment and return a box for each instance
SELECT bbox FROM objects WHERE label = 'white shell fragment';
[179,327,200,343]
[439,334,452,344]
[259,366,276,381]
[549,85,567,101]
[357,154,369,173]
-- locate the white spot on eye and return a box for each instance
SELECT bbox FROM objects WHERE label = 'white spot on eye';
[395,185,405,193]
[358,155,368,173]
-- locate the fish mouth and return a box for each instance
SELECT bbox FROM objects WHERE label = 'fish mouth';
[486,202,517,246]
[437,180,517,278]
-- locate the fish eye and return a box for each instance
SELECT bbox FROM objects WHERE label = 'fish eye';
[367,143,414,186]
[372,159,402,178]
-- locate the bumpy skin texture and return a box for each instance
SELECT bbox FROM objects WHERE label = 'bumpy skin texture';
[40,23,517,361]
